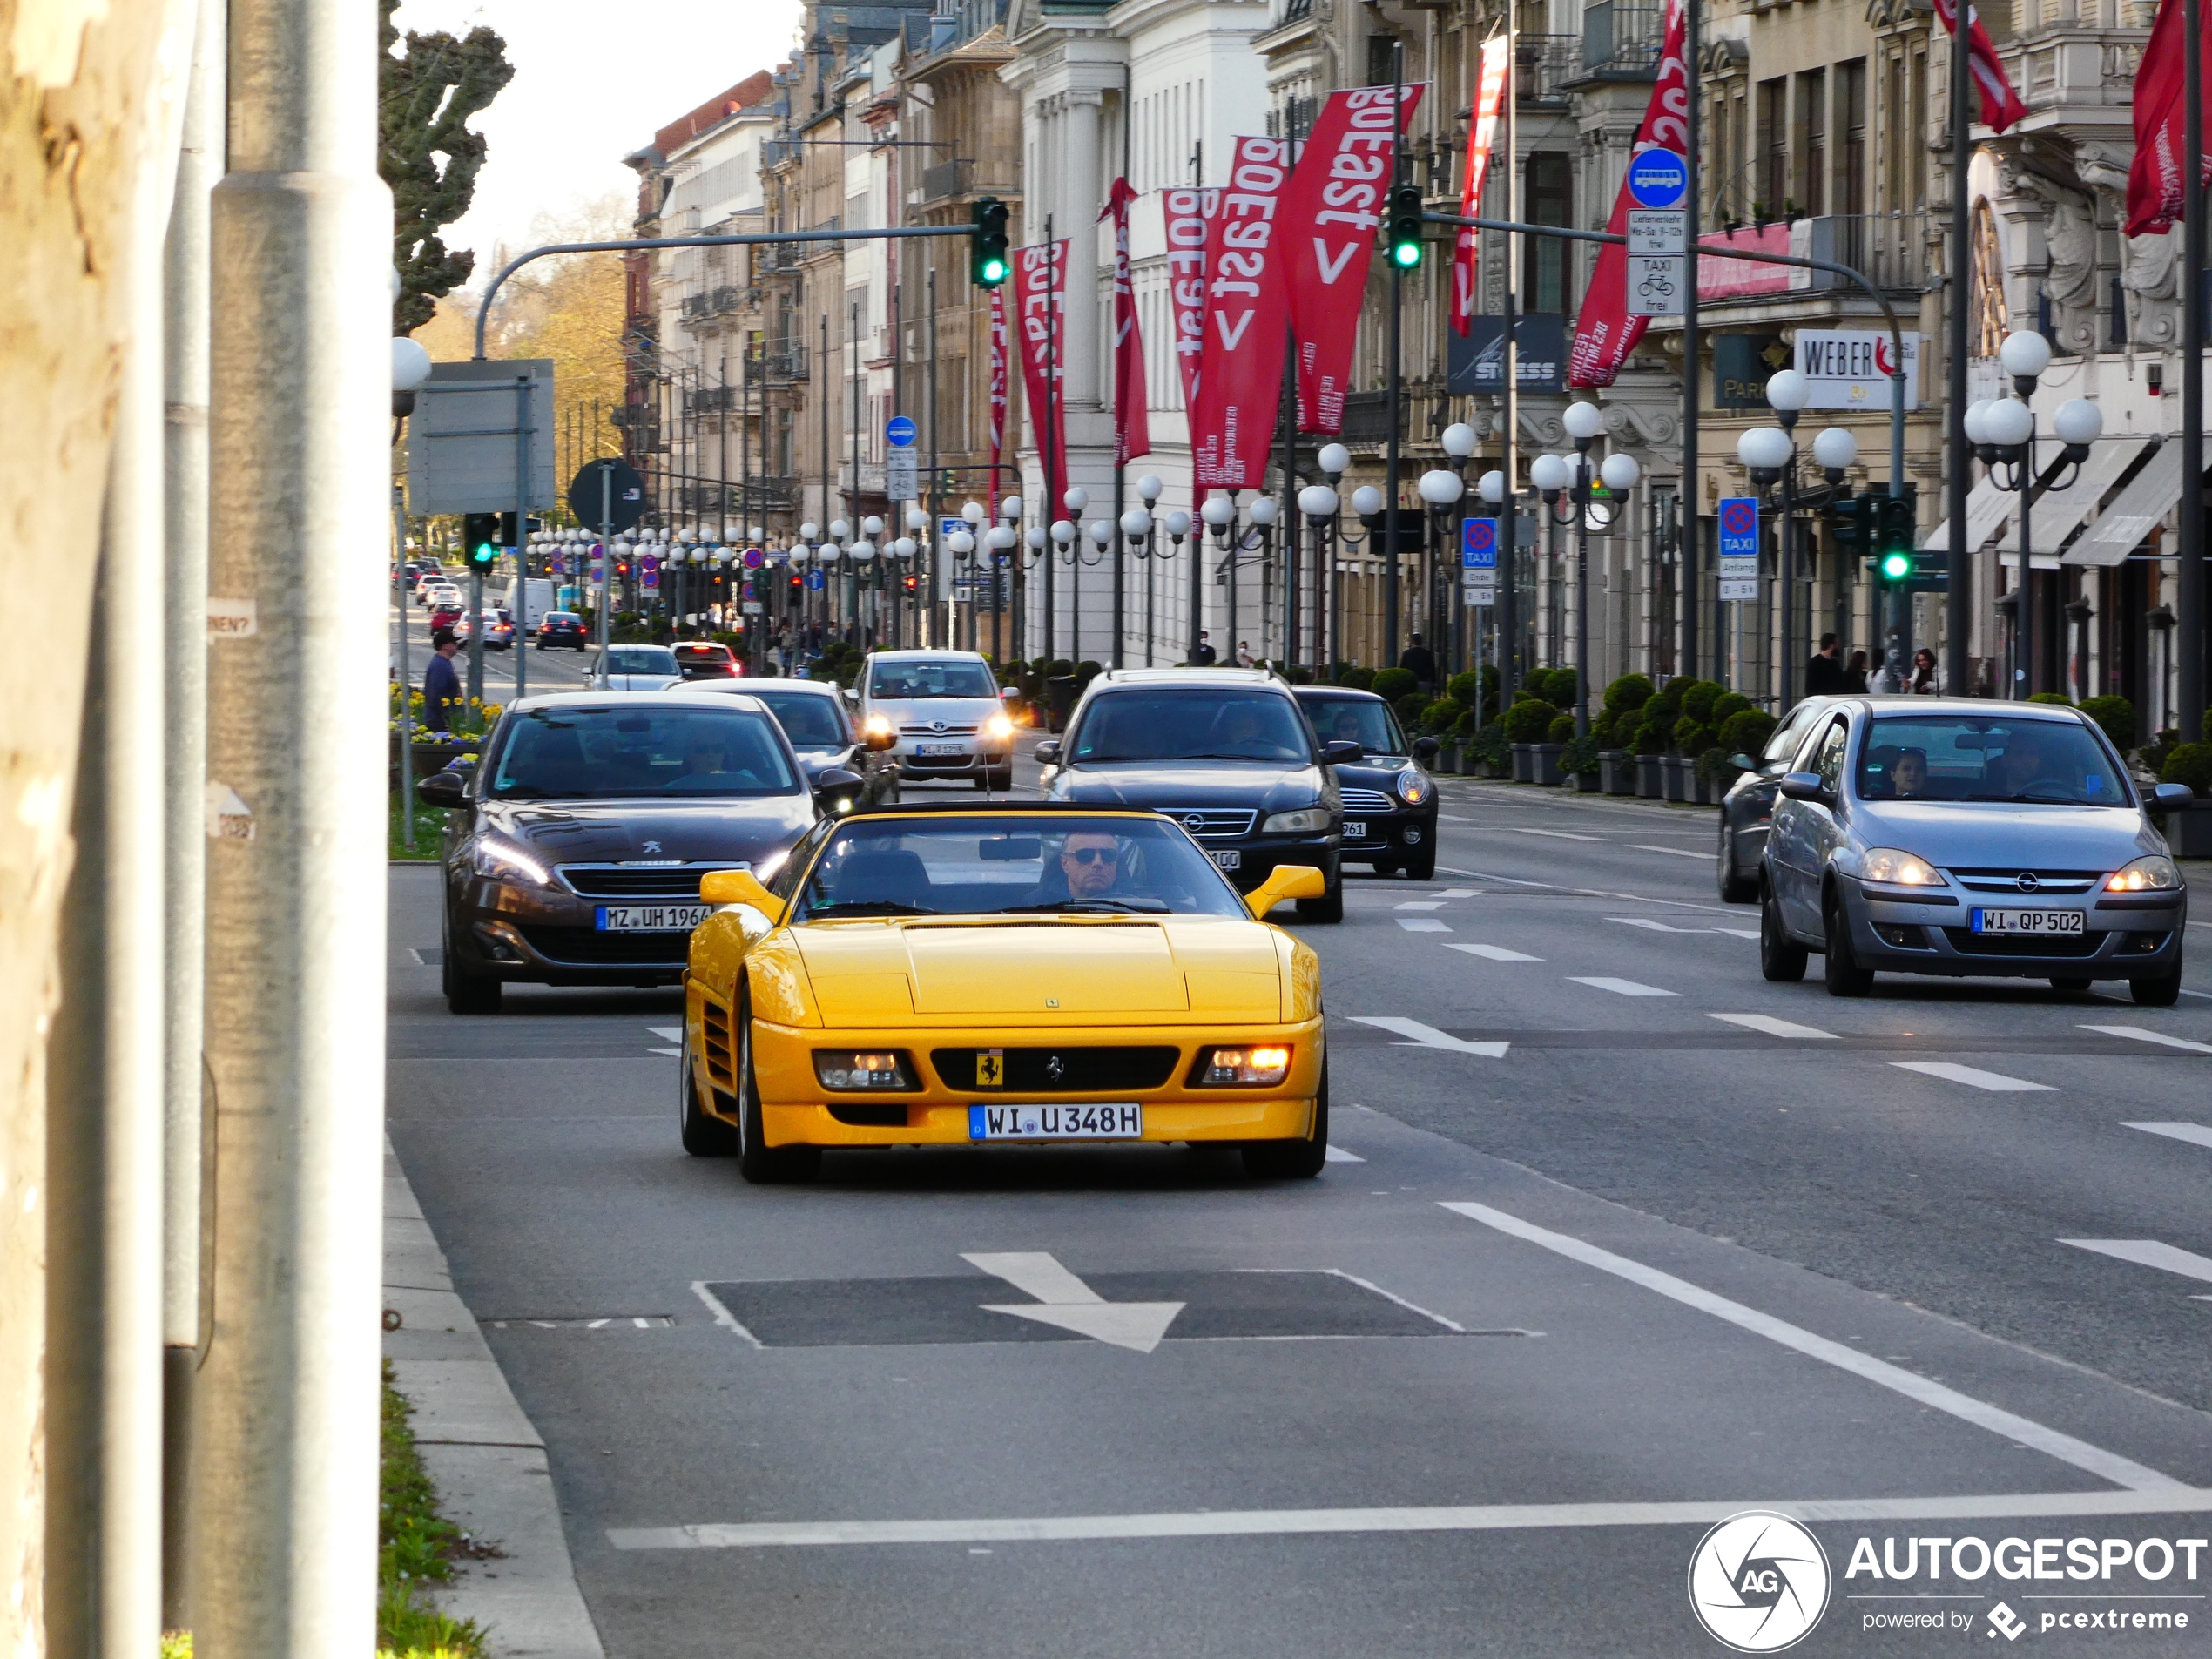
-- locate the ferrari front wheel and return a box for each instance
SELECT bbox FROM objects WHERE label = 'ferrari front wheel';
[1244,1062,1328,1180]
[733,984,819,1184]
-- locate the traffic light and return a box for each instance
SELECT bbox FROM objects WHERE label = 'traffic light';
[1829,492,1866,555]
[1386,183,1425,270]
[971,197,1009,289]
[1875,490,1917,585]
[463,512,501,571]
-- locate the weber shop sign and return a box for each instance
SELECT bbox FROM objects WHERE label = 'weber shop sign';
[1793,330,1922,410]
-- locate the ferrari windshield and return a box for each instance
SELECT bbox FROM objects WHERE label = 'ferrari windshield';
[790,816,1249,920]
[1070,690,1313,765]
[1857,716,2131,806]
[1297,696,1406,755]
[745,688,850,749]
[488,705,799,799]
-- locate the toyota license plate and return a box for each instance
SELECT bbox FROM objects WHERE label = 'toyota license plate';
[1207,849,1242,870]
[1970,907,2085,935]
[1343,819,1368,840]
[596,903,710,932]
[968,1103,1143,1142]
[915,742,965,756]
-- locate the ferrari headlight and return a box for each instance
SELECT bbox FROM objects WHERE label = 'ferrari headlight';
[1861,847,1942,887]
[472,833,550,887]
[813,1050,915,1091]
[1396,768,1430,806]
[1195,1045,1292,1088]
[984,713,1015,741]
[1261,807,1330,834]
[2107,854,2181,893]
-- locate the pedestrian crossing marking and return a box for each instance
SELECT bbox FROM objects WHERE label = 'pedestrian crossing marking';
[1444,943,1541,962]
[1891,1062,2053,1092]
[1568,976,1678,998]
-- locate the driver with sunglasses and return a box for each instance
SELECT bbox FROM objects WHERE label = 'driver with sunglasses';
[1055,830,1130,901]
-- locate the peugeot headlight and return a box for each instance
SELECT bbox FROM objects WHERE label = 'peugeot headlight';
[984,713,1015,741]
[1261,807,1331,834]
[472,833,551,887]
[2107,854,2182,893]
[1397,768,1430,806]
[1860,847,1942,887]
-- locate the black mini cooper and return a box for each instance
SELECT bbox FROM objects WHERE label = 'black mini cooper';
[1294,688,1441,880]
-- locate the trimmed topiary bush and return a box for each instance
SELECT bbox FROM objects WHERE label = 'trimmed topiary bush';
[1632,708,1676,754]
[1395,691,1429,727]
[1591,706,1619,745]
[1680,680,1720,724]
[1674,718,1716,757]
[2080,694,2136,752]
[1447,669,1485,705]
[1337,664,1376,691]
[1710,691,1752,725]
[1695,746,1740,786]
[2161,741,2212,797]
[1503,698,1559,743]
[1561,732,1602,776]
[1538,667,1581,708]
[1548,711,1577,744]
[1464,724,1509,768]
[1372,666,1418,702]
[1604,672,1656,714]
[1718,707,1778,759]
[1420,697,1466,733]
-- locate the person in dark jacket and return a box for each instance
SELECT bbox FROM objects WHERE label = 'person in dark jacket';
[1190,629,1217,666]
[422,629,462,733]
[1399,633,1438,692]
[1842,649,1870,693]
[1804,633,1845,697]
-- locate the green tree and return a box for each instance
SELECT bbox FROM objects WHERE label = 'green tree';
[382,0,514,334]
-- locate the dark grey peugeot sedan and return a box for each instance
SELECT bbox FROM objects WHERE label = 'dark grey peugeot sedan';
[421,691,853,1012]
[1760,698,2192,1003]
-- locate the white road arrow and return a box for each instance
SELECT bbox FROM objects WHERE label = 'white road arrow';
[1346,1016,1510,1058]
[962,1252,1184,1353]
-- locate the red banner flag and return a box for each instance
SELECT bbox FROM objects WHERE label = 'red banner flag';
[1163,183,1217,416]
[1568,0,1689,388]
[1931,0,2028,137]
[1193,136,1296,490]
[1011,239,1068,509]
[987,284,1008,508]
[1282,85,1425,434]
[1101,178,1152,466]
[2124,0,2212,235]
[1452,38,1511,338]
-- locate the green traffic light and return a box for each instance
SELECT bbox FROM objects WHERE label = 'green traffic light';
[1879,549,1912,582]
[980,256,1007,285]
[1391,241,1422,269]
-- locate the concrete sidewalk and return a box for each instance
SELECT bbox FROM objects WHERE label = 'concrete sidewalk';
[385,1143,605,1659]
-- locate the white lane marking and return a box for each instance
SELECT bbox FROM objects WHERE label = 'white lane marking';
[963,1251,1183,1353]
[1324,1145,1366,1163]
[1444,943,1542,962]
[2081,1024,2212,1055]
[690,1281,765,1350]
[1891,1062,2054,1093]
[1439,814,1473,823]
[1396,917,1453,933]
[1394,900,1447,911]
[1500,827,1603,842]
[606,1487,2212,1550]
[1628,844,1710,860]
[1435,888,1483,899]
[647,1025,685,1042]
[1439,867,1740,916]
[2123,1122,2212,1151]
[1346,1016,1510,1058]
[2182,988,2212,1000]
[1568,976,1679,998]
[648,1047,681,1056]
[1607,917,1762,941]
[1710,1013,1839,1040]
[2060,1239,2212,1286]
[1440,1199,2184,1493]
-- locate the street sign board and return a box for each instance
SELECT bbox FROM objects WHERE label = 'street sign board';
[565,455,646,534]
[742,600,764,615]
[1625,148,1689,209]
[1460,517,1498,570]
[886,415,917,448]
[940,516,968,541]
[1793,329,1924,410]
[741,547,765,568]
[1720,577,1760,602]
[1626,209,1685,254]
[887,449,918,501]
[805,570,826,591]
[1627,254,1683,316]
[1718,496,1760,563]
[409,359,556,515]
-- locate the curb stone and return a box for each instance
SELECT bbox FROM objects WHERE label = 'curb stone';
[385,1141,606,1659]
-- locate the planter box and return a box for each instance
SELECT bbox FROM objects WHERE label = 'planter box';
[1569,769,1603,792]
[1510,742,1535,783]
[2166,800,2212,857]
[1662,755,1691,803]
[1600,750,1635,796]
[1635,755,1666,799]
[1685,765,1716,806]
[1531,743,1566,786]
[1439,740,1464,776]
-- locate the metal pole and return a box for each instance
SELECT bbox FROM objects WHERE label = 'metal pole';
[514,374,530,699]
[1500,22,1521,701]
[1385,49,1406,671]
[1946,7,1973,698]
[1780,457,1797,706]
[928,266,941,650]
[597,468,613,682]
[820,312,832,645]
[2183,0,2206,739]
[197,0,390,1633]
[163,0,219,1619]
[1683,0,1702,683]
[2017,426,2033,698]
[395,489,415,846]
[1576,464,1592,736]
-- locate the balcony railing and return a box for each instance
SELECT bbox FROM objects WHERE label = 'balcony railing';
[1518,36,1582,105]
[1581,2,1662,78]
[685,385,737,415]
[1801,212,1932,294]
[920,158,973,202]
[680,285,744,324]
[1339,391,1399,448]
[764,344,809,382]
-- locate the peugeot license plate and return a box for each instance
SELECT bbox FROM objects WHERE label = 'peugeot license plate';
[596,903,710,932]
[1343,819,1368,840]
[1207,849,1242,870]
[915,742,964,756]
[1970,907,2085,935]
[968,1103,1143,1142]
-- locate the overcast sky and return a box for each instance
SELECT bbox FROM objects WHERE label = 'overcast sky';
[394,0,802,278]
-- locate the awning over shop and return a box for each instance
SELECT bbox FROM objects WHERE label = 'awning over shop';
[2065,441,2182,567]
[1997,436,2155,555]
[1920,475,2013,554]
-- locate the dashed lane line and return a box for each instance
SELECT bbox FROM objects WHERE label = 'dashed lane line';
[1394,900,1447,911]
[1396,917,1453,934]
[1607,917,1761,941]
[2060,1238,2212,1287]
[1891,1062,2055,1093]
[1710,1013,1839,1041]
[2123,1122,2212,1150]
[1444,943,1543,962]
[1433,867,1742,917]
[1627,844,1710,860]
[1345,1016,1510,1058]
[1440,1199,2187,1494]
[2080,1024,2212,1055]
[1494,827,1604,843]
[1568,976,1679,998]
[1324,1145,1366,1163]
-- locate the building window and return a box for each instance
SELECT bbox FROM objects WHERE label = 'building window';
[1524,152,1572,315]
[1797,69,1825,217]
[1838,59,1867,219]
[1366,33,1403,88]
[1758,78,1787,219]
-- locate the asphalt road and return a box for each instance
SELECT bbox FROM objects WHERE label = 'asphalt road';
[387,733,2212,1657]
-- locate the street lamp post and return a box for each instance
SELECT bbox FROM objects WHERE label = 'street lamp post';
[1417,465,1465,687]
[1737,423,1797,708]
[1318,444,1350,671]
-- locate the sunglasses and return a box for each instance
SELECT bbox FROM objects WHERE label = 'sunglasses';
[1066,847,1121,866]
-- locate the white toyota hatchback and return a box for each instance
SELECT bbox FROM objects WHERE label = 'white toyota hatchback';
[853,650,1015,788]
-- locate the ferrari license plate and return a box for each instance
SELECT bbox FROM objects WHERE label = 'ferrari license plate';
[1970,907,2085,935]
[968,1103,1143,1142]
[595,903,710,932]
[915,742,965,756]
[1342,819,1368,840]
[1207,849,1242,870]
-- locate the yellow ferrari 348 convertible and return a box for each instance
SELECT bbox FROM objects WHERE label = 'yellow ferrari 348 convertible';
[678,803,1329,1184]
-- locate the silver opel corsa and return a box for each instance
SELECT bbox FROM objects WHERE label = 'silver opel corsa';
[1759,698,2193,1004]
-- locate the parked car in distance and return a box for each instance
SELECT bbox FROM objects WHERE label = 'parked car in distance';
[673,676,899,808]
[674,641,740,680]
[853,650,1015,788]
[1717,695,1847,902]
[428,598,464,633]
[455,609,514,651]
[588,644,682,691]
[1293,687,1440,881]
[536,611,588,650]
